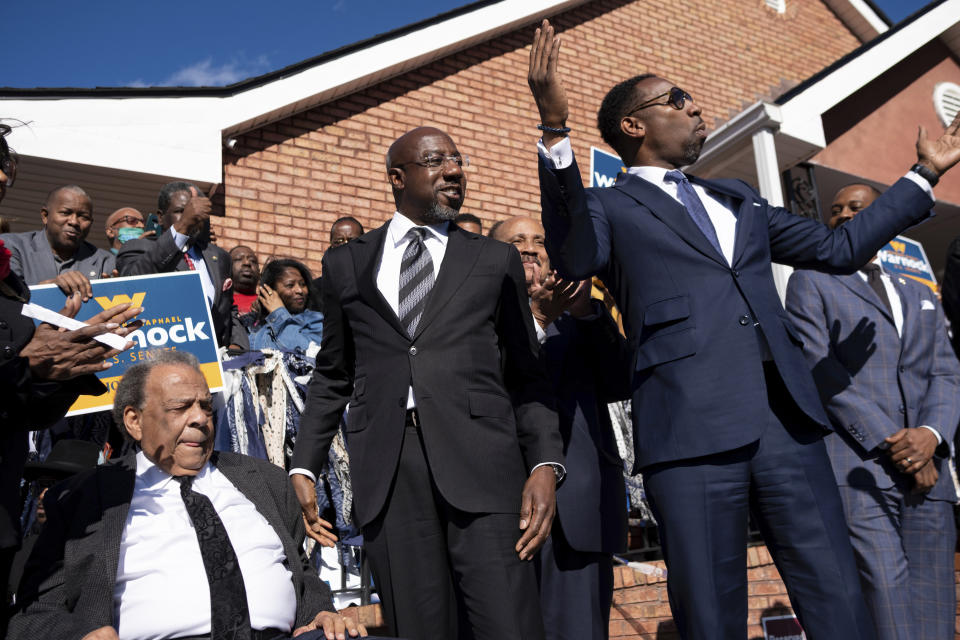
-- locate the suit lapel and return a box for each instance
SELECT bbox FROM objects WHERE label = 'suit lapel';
[351,225,408,339]
[413,226,482,340]
[614,172,727,267]
[200,243,224,291]
[100,455,137,624]
[835,272,896,327]
[212,453,285,527]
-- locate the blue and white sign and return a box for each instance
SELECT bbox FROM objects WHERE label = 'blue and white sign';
[29,271,224,416]
[877,235,937,292]
[590,146,626,188]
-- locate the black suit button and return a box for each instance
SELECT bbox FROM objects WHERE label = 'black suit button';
[732,270,741,277]
[898,365,905,373]
[0,320,7,329]
[2,345,13,359]
[738,315,750,326]
[409,346,418,356]
[898,404,905,413]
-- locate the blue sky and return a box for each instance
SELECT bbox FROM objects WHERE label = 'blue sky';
[3,0,935,89]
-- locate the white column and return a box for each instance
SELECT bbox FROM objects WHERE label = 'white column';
[752,127,793,303]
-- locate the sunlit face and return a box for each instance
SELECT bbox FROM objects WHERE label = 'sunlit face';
[627,76,706,168]
[829,185,878,229]
[274,266,308,314]
[494,216,549,292]
[390,129,467,223]
[41,189,93,256]
[123,363,214,476]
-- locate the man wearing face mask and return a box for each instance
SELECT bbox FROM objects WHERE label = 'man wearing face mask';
[104,208,151,256]
[1,185,116,300]
[117,182,240,349]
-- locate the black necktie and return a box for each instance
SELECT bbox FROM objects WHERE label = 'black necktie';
[861,263,893,315]
[177,475,252,640]
[398,227,435,338]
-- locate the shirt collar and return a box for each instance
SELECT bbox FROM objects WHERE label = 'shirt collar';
[388,211,449,248]
[135,450,211,491]
[626,166,672,187]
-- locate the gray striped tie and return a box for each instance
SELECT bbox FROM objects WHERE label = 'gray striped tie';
[398,227,434,338]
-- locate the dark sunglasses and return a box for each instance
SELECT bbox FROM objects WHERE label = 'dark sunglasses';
[629,87,693,114]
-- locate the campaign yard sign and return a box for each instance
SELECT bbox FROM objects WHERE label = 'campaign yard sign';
[876,235,937,292]
[590,146,626,188]
[28,271,224,416]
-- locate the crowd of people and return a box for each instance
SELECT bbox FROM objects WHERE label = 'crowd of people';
[3,17,960,640]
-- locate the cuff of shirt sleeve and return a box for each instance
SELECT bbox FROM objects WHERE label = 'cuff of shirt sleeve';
[531,461,566,483]
[537,136,574,170]
[169,226,190,250]
[905,171,936,200]
[918,425,943,445]
[289,467,317,483]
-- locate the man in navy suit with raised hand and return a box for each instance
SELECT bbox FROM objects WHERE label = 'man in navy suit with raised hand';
[527,18,960,640]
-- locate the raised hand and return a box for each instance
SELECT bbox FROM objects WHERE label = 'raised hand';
[173,185,212,238]
[20,301,141,381]
[916,111,960,176]
[528,19,569,146]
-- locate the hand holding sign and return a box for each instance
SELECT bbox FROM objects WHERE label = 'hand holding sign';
[20,296,141,381]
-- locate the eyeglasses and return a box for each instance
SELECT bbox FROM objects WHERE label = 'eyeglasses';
[110,216,145,228]
[398,154,470,170]
[628,87,693,114]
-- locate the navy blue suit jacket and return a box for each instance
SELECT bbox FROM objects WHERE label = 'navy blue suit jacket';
[539,153,935,470]
[543,310,630,554]
[785,269,960,501]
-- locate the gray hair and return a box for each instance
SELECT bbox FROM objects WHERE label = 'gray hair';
[112,350,202,437]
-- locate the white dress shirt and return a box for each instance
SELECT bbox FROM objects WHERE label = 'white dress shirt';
[115,453,297,639]
[858,259,942,445]
[377,211,450,409]
[170,227,216,306]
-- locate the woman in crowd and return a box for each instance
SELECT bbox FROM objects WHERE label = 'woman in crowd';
[250,257,324,352]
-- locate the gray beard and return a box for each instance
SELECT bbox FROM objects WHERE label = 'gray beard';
[423,201,459,223]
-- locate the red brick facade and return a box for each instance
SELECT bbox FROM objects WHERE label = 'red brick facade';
[214,0,863,275]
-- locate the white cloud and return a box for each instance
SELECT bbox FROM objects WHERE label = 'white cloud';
[159,55,271,87]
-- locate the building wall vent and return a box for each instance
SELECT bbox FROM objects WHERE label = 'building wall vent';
[934,82,960,127]
[764,0,786,13]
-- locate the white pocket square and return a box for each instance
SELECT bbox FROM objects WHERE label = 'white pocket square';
[921,299,935,310]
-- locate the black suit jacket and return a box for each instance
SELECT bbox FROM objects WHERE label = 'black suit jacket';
[291,223,561,527]
[543,310,630,554]
[10,452,334,638]
[117,229,241,348]
[0,273,104,550]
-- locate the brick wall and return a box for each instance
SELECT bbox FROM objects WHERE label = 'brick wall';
[214,0,862,274]
[610,545,793,639]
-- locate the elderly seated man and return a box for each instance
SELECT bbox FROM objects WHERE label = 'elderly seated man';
[10,350,369,640]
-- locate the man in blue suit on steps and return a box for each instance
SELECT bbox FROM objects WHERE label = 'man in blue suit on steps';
[527,19,960,640]
[786,183,960,640]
